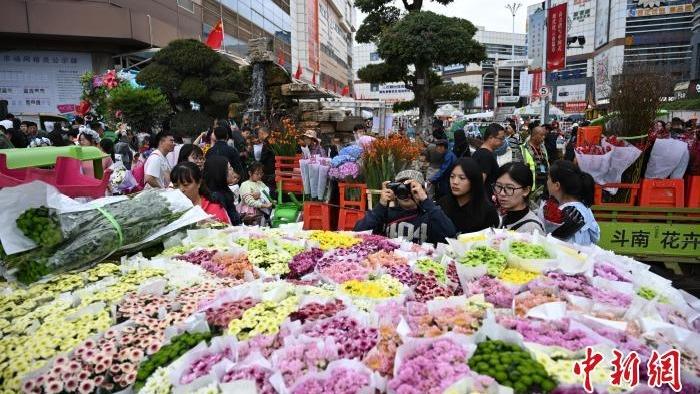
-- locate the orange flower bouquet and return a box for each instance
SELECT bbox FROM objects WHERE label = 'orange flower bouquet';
[361,135,422,192]
[269,118,301,157]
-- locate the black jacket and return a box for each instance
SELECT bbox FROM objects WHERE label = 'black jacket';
[260,140,276,191]
[353,199,456,244]
[438,194,499,234]
[206,141,243,175]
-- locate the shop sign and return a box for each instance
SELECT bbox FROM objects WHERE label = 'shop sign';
[598,222,700,258]
[627,3,692,17]
[573,9,591,22]
[564,101,587,113]
[497,96,520,104]
[556,84,587,103]
[443,64,465,74]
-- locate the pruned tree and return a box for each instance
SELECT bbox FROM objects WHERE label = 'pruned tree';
[607,66,671,137]
[136,39,247,118]
[355,1,485,134]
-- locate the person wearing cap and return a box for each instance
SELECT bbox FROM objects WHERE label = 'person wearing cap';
[353,170,456,244]
[302,129,326,157]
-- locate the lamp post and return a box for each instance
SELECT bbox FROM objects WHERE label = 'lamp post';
[506,2,522,96]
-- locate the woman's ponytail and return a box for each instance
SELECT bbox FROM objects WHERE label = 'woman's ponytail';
[549,160,595,207]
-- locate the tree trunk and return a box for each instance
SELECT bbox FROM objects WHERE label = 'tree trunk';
[414,67,432,139]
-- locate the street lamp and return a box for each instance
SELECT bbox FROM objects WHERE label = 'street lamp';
[506,2,522,96]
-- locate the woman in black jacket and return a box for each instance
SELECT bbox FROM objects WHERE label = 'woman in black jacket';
[438,158,499,234]
[203,155,242,226]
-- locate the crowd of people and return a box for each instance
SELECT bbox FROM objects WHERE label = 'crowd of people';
[355,120,606,247]
[4,109,699,249]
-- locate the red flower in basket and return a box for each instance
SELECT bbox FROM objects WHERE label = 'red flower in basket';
[543,197,563,224]
[75,100,91,116]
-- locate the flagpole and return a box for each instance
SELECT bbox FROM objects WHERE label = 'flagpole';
[219,0,226,53]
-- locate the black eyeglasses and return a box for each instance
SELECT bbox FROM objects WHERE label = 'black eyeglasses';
[493,183,524,196]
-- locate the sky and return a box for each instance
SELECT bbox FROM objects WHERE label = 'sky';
[355,0,543,35]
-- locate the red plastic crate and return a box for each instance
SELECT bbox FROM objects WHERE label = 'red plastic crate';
[276,176,304,193]
[338,208,364,231]
[594,183,640,206]
[687,176,700,208]
[576,126,602,147]
[303,201,333,230]
[639,178,685,208]
[338,182,367,211]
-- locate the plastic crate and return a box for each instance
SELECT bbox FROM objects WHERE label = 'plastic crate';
[338,208,364,231]
[687,175,700,208]
[338,182,367,211]
[576,126,603,147]
[594,183,640,206]
[303,201,333,230]
[638,178,684,208]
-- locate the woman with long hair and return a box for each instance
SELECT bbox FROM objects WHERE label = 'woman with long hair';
[438,158,499,234]
[171,162,230,224]
[494,162,544,233]
[545,160,600,245]
[203,156,242,226]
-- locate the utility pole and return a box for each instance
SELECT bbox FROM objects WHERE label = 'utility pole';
[506,3,522,96]
[541,0,551,123]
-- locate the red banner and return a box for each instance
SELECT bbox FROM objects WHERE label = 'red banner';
[483,90,492,110]
[307,0,319,76]
[546,3,567,71]
[531,72,543,98]
[564,102,587,113]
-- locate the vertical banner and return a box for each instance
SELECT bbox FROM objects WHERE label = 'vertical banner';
[483,90,492,110]
[307,0,320,77]
[531,72,543,99]
[519,71,532,98]
[546,3,567,71]
[527,9,546,70]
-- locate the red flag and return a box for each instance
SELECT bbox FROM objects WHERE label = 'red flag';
[312,70,317,85]
[206,20,224,50]
[294,63,302,80]
[341,85,350,96]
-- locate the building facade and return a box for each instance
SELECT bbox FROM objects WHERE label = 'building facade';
[0,0,293,115]
[352,28,527,110]
[291,0,355,93]
[525,0,692,112]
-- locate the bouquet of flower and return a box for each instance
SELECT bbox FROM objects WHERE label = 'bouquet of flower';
[269,117,301,157]
[6,189,190,284]
[361,135,422,192]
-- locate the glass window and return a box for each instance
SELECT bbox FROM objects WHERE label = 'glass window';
[252,11,264,27]
[370,52,380,61]
[238,3,251,19]
[370,83,379,92]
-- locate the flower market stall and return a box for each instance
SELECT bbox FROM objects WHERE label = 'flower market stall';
[2,195,700,394]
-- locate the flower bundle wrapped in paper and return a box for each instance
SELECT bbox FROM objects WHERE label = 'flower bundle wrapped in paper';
[5,189,194,283]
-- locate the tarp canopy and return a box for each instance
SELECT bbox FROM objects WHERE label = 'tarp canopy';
[512,102,565,117]
[435,104,459,116]
[464,110,494,119]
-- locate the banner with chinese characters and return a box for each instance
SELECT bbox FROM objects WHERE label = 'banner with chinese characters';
[306,0,320,77]
[0,50,92,114]
[546,3,567,71]
[527,9,546,70]
[598,222,700,259]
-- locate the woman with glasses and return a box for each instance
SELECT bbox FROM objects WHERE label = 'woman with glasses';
[438,158,499,234]
[177,144,205,171]
[494,162,544,233]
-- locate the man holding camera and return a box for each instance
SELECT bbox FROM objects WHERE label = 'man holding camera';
[354,170,456,244]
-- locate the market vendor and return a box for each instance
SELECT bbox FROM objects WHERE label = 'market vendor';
[353,170,456,244]
[171,161,231,224]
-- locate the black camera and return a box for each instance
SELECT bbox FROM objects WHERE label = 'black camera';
[387,182,411,200]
